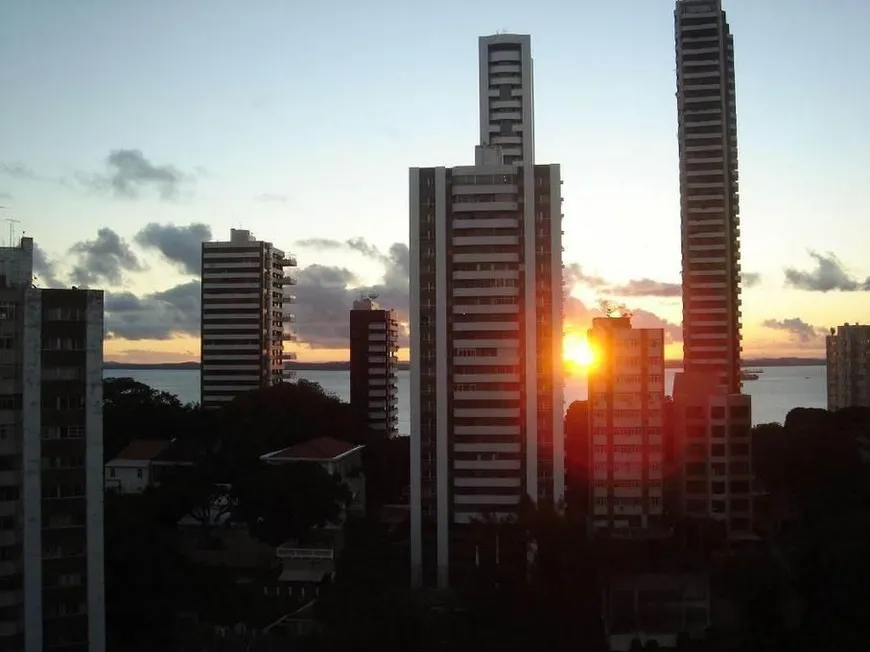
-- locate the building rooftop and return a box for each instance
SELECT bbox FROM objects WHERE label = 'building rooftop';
[108,439,172,463]
[261,436,363,463]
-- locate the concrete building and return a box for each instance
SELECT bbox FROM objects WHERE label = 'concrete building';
[104,439,195,494]
[200,229,297,408]
[826,323,870,410]
[349,297,399,437]
[409,33,563,590]
[673,372,753,537]
[675,0,743,395]
[0,237,105,652]
[478,34,535,167]
[587,316,666,536]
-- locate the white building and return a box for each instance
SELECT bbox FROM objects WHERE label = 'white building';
[409,33,563,590]
[0,237,105,652]
[826,324,870,410]
[676,0,743,394]
[587,317,666,536]
[200,229,297,408]
[478,34,535,167]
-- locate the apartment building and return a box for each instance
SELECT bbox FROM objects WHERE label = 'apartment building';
[478,34,535,167]
[349,297,399,438]
[587,317,666,536]
[673,372,753,537]
[675,0,743,395]
[200,229,297,408]
[826,323,870,410]
[0,237,105,652]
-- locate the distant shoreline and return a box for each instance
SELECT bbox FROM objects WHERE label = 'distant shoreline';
[103,358,826,371]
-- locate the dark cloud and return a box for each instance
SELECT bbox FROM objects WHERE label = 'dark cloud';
[32,244,65,289]
[742,272,761,288]
[762,318,825,343]
[255,193,289,203]
[85,149,190,200]
[293,237,409,349]
[0,163,39,181]
[134,222,211,275]
[563,263,606,288]
[784,251,870,292]
[607,278,681,298]
[105,280,200,340]
[68,228,144,287]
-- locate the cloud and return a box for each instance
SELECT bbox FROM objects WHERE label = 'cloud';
[562,263,606,289]
[784,251,870,292]
[742,272,762,288]
[607,278,681,298]
[561,295,683,344]
[762,317,825,343]
[255,193,289,203]
[68,228,144,287]
[293,237,410,349]
[0,191,11,200]
[32,244,65,289]
[134,222,211,275]
[105,280,200,340]
[84,149,190,200]
[0,163,39,181]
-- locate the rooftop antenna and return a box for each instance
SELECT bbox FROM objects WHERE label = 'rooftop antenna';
[2,218,20,247]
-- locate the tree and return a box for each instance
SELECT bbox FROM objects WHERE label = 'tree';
[217,381,356,459]
[232,461,351,547]
[103,377,191,461]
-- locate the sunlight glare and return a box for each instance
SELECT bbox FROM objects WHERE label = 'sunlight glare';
[563,333,596,374]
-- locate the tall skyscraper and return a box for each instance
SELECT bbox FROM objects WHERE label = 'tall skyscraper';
[200,229,296,408]
[478,34,535,166]
[0,237,105,652]
[675,0,743,394]
[826,324,870,410]
[587,316,666,536]
[409,34,564,589]
[349,296,399,438]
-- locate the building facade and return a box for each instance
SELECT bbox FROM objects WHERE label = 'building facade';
[826,324,870,410]
[673,372,753,536]
[587,317,666,536]
[0,238,105,652]
[675,0,743,395]
[349,297,399,438]
[478,34,535,167]
[200,229,297,408]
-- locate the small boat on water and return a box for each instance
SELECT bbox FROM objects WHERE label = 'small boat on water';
[741,372,760,381]
[745,368,764,374]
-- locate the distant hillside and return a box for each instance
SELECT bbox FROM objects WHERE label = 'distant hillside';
[105,358,822,371]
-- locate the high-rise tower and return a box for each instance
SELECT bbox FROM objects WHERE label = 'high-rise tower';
[410,35,564,589]
[675,0,743,394]
[478,34,535,167]
[200,229,297,408]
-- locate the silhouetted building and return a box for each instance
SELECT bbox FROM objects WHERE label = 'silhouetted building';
[564,399,590,522]
[587,316,666,537]
[676,0,743,394]
[826,323,870,410]
[349,297,399,437]
[200,229,297,408]
[409,33,564,589]
[673,372,753,538]
[0,237,105,652]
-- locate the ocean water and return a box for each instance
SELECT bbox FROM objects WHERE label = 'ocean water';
[104,366,827,434]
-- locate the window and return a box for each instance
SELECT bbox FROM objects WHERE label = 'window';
[0,395,21,410]
[0,302,15,321]
[109,468,116,479]
[0,336,13,349]
[710,406,725,419]
[136,469,143,480]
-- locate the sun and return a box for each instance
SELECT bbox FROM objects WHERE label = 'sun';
[563,333,596,374]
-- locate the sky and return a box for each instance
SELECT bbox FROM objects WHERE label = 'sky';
[1,0,869,364]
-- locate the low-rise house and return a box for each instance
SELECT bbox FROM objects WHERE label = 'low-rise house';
[261,436,366,514]
[105,438,196,493]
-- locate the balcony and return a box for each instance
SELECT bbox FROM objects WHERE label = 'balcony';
[276,545,334,560]
[279,253,297,267]
[281,275,298,286]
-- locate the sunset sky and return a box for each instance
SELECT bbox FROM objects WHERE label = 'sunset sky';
[2,0,868,364]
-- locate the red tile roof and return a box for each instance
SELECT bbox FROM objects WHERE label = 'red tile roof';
[266,436,361,462]
[111,439,172,462]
